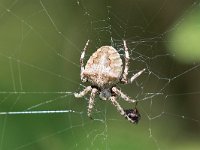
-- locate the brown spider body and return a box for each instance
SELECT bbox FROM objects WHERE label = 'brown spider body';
[74,40,145,123]
[83,46,123,87]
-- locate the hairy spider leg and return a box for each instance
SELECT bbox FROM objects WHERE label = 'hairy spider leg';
[129,68,146,83]
[74,86,98,118]
[80,40,90,82]
[112,87,136,103]
[74,86,92,98]
[110,96,135,123]
[121,40,130,83]
[87,88,98,118]
[121,40,145,84]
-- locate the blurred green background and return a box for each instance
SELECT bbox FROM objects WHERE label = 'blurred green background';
[0,0,200,150]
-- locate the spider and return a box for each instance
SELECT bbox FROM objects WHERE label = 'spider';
[74,40,145,123]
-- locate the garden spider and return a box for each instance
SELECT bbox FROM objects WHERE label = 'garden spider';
[74,40,145,123]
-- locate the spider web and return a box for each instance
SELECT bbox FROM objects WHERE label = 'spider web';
[0,0,200,150]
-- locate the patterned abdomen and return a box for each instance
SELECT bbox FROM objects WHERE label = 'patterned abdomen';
[83,46,123,87]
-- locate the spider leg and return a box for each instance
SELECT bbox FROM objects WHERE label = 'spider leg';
[110,96,135,123]
[87,88,98,119]
[121,40,145,84]
[74,86,92,98]
[80,40,90,82]
[129,68,145,83]
[112,87,136,103]
[121,40,129,83]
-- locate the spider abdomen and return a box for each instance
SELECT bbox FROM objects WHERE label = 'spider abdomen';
[83,46,123,87]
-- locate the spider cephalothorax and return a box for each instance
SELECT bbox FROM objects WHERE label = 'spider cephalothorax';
[74,40,145,123]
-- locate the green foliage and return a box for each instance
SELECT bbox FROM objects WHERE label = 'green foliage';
[168,8,200,63]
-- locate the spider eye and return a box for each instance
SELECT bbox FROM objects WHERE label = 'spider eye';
[124,108,141,124]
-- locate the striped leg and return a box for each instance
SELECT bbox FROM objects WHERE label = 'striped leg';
[110,96,135,123]
[80,40,90,82]
[87,88,98,119]
[121,40,130,83]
